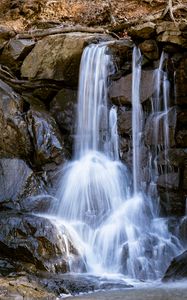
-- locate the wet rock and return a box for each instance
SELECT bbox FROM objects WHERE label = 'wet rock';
[179,217,187,247]
[159,190,185,217]
[0,158,45,210]
[20,195,57,213]
[176,130,187,147]
[0,275,56,299]
[139,40,159,60]
[144,107,177,147]
[175,55,187,105]
[0,212,77,273]
[156,148,187,168]
[157,173,179,190]
[118,108,132,135]
[50,88,77,133]
[27,108,65,166]
[157,22,187,48]
[163,250,187,281]
[21,33,108,86]
[128,22,156,39]
[0,38,35,73]
[0,80,32,158]
[110,70,155,105]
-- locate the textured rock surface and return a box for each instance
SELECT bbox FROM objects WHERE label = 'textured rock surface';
[27,108,65,166]
[163,250,187,281]
[0,212,77,273]
[0,80,32,158]
[21,33,109,86]
[0,158,45,210]
[110,70,155,105]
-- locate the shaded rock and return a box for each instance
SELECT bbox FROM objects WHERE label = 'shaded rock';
[21,33,108,86]
[0,258,16,276]
[144,107,177,147]
[0,158,45,210]
[0,80,32,158]
[175,55,187,105]
[50,88,77,133]
[0,275,56,299]
[176,130,187,147]
[0,38,35,73]
[108,39,133,75]
[139,40,159,60]
[159,190,185,217]
[118,108,132,135]
[157,22,187,48]
[163,250,187,281]
[128,22,156,39]
[20,195,57,213]
[0,25,16,50]
[27,108,65,166]
[179,217,187,247]
[156,148,187,168]
[0,212,77,273]
[157,173,179,190]
[110,70,155,105]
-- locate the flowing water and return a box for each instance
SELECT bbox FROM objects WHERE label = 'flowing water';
[51,44,182,282]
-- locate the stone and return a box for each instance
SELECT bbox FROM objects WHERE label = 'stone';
[20,195,57,213]
[157,22,187,48]
[50,88,77,133]
[128,22,156,39]
[27,108,65,166]
[156,149,187,168]
[110,70,155,105]
[176,130,187,147]
[0,275,56,299]
[0,80,32,158]
[0,39,35,73]
[163,250,187,281]
[159,190,185,216]
[0,212,78,273]
[118,109,132,135]
[21,33,106,86]
[157,173,179,190]
[139,40,159,60]
[144,107,177,147]
[175,55,187,105]
[0,158,45,210]
[179,217,187,247]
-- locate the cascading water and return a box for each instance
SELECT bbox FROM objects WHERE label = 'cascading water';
[52,44,182,281]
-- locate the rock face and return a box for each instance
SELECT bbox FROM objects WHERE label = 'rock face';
[0,158,44,210]
[0,80,32,158]
[21,33,109,86]
[163,250,187,281]
[0,212,78,273]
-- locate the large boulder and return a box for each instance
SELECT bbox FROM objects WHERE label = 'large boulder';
[27,108,65,166]
[0,158,45,210]
[50,88,77,133]
[163,250,187,281]
[0,80,32,158]
[0,38,35,73]
[175,55,187,105]
[110,70,155,105]
[21,33,108,86]
[128,22,156,39]
[0,213,79,274]
[157,22,187,48]
[144,107,177,147]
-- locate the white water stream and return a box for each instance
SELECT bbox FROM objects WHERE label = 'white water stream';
[51,44,182,281]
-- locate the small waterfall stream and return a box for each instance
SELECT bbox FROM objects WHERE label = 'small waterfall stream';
[52,43,182,281]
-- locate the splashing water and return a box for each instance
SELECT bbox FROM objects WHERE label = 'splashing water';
[52,44,182,280]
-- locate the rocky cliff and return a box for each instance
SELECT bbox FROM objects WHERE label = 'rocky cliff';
[0,0,186,297]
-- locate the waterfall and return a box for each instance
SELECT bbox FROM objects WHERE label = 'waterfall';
[132,47,143,194]
[53,44,182,280]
